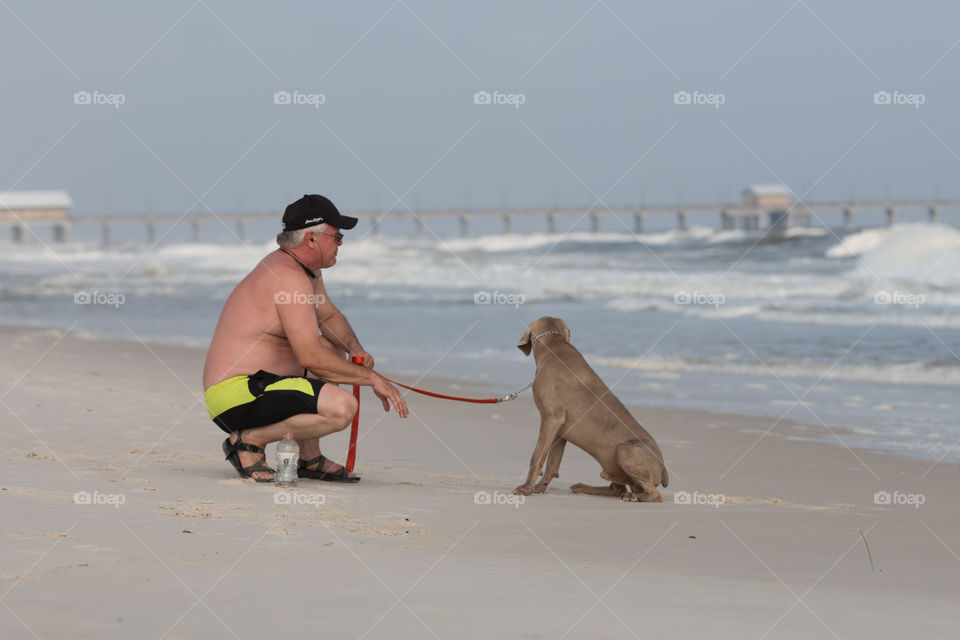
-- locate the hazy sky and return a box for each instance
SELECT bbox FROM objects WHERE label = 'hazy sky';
[2,1,958,215]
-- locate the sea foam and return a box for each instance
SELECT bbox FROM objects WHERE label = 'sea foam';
[828,224,960,286]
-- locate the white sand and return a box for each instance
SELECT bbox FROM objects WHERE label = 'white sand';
[1,325,958,639]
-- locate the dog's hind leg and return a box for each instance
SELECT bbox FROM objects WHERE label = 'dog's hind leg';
[514,410,565,496]
[617,441,663,503]
[570,482,627,497]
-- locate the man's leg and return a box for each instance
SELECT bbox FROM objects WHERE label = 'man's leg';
[229,384,358,480]
[296,382,360,478]
[299,334,357,477]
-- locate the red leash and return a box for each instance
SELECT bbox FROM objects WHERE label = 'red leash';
[346,356,364,473]
[345,362,532,472]
[377,374,500,403]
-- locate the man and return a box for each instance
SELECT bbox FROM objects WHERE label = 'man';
[202,194,408,482]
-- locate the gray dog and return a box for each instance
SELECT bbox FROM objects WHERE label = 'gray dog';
[513,317,668,502]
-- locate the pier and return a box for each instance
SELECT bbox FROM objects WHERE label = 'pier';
[2,187,958,245]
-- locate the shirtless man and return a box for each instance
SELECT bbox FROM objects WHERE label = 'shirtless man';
[202,194,408,482]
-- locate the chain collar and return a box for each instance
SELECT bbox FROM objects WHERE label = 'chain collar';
[530,330,564,345]
[499,330,563,402]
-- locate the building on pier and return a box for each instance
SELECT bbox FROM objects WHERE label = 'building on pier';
[742,184,791,209]
[0,191,72,242]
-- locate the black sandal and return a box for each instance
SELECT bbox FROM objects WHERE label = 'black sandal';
[298,454,360,483]
[222,431,275,482]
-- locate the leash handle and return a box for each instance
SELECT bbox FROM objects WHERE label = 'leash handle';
[346,355,364,472]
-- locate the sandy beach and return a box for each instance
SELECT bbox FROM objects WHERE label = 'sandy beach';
[1,323,958,639]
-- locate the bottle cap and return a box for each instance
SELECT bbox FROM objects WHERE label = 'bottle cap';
[282,433,294,439]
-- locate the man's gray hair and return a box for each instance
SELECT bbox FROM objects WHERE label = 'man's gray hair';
[276,223,327,249]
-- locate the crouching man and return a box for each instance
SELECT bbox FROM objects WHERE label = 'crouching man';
[202,194,408,482]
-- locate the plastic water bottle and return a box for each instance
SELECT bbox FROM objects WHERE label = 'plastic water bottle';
[275,434,299,487]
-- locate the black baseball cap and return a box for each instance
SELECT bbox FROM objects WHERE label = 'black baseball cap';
[282,194,358,231]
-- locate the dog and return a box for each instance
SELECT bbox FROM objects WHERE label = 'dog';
[513,317,668,502]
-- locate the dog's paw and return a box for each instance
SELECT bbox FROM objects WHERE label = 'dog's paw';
[620,491,641,502]
[513,485,533,496]
[532,483,548,494]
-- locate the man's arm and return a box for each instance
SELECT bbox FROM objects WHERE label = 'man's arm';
[312,276,374,367]
[278,302,373,386]
[276,273,406,416]
[318,309,358,352]
[274,274,371,385]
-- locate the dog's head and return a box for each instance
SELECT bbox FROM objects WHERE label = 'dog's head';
[517,317,571,356]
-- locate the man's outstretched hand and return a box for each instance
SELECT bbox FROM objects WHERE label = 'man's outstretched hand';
[371,375,408,418]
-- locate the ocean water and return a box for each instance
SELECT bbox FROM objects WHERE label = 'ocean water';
[1,222,958,463]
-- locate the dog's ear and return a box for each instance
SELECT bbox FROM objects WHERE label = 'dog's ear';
[517,327,533,356]
[560,320,571,342]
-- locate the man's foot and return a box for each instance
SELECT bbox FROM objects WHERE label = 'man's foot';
[223,431,274,482]
[298,453,360,482]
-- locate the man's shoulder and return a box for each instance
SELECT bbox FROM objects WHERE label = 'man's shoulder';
[251,250,309,287]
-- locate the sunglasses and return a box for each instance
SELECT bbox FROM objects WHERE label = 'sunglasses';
[313,230,343,244]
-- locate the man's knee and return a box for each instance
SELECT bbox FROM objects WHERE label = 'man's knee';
[318,388,358,430]
[333,394,358,429]
[335,393,360,431]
